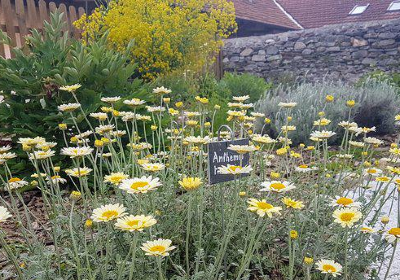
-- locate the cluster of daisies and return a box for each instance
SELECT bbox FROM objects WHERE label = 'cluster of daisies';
[1,84,400,279]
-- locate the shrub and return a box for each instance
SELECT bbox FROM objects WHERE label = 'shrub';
[255,80,400,144]
[74,0,237,80]
[219,72,272,102]
[0,12,142,173]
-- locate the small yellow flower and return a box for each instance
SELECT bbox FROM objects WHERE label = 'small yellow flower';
[304,257,314,265]
[270,172,280,179]
[264,118,271,124]
[381,216,390,224]
[151,125,158,131]
[179,177,202,191]
[104,172,129,185]
[53,166,61,172]
[325,95,334,102]
[239,191,246,197]
[85,219,93,228]
[316,259,342,277]
[276,147,288,156]
[58,123,67,130]
[204,122,211,128]
[290,230,298,239]
[247,198,282,217]
[287,116,292,122]
[94,140,104,148]
[376,176,390,182]
[332,208,362,228]
[195,96,209,104]
[214,104,221,110]
[141,239,176,257]
[282,197,304,209]
[175,101,183,108]
[346,100,355,107]
[163,97,170,104]
[70,191,82,201]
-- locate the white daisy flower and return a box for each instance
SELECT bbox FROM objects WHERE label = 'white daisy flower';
[119,176,162,194]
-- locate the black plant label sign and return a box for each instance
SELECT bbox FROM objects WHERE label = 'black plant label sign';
[207,138,250,185]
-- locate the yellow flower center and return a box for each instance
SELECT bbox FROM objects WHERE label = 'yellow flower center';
[388,228,400,236]
[101,210,119,219]
[270,183,286,191]
[228,166,241,172]
[340,212,355,222]
[111,176,125,183]
[149,245,166,253]
[257,201,273,210]
[322,264,337,273]
[130,181,149,190]
[299,164,308,168]
[9,177,22,183]
[367,169,377,174]
[127,220,140,227]
[336,197,353,206]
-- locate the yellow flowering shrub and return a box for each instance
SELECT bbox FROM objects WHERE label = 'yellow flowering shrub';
[74,0,237,80]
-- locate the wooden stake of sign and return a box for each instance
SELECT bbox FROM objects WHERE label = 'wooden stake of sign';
[207,126,250,184]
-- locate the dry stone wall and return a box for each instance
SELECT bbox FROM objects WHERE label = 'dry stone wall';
[223,19,400,83]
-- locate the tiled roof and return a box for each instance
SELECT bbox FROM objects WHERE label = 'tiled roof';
[276,0,400,28]
[231,0,302,29]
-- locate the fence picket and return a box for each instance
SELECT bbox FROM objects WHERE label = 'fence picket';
[38,0,50,26]
[26,0,38,29]
[69,6,80,39]
[2,0,17,57]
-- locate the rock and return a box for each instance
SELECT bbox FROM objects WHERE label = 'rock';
[266,46,279,55]
[351,38,368,47]
[376,39,396,47]
[378,33,397,39]
[265,39,275,45]
[352,50,368,59]
[258,50,266,55]
[294,41,306,50]
[251,54,266,62]
[326,46,341,52]
[267,55,282,61]
[302,49,313,55]
[240,48,253,57]
[361,58,377,65]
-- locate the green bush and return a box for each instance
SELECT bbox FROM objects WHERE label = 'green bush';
[0,11,142,173]
[219,72,272,102]
[255,80,400,144]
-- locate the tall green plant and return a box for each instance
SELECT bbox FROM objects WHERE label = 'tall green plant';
[0,11,142,173]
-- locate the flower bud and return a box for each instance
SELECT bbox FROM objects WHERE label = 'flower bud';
[290,230,298,239]
[58,123,67,130]
[70,191,82,201]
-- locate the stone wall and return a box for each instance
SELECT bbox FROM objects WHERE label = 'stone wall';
[222,19,400,83]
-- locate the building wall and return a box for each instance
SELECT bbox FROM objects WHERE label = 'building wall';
[222,18,400,83]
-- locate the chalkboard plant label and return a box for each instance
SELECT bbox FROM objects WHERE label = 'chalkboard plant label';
[207,138,250,184]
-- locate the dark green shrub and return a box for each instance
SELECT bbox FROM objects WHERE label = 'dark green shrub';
[219,72,272,102]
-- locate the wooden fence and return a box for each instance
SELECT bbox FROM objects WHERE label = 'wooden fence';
[0,0,86,58]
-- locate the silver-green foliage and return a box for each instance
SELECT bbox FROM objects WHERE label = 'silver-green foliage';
[255,80,400,144]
